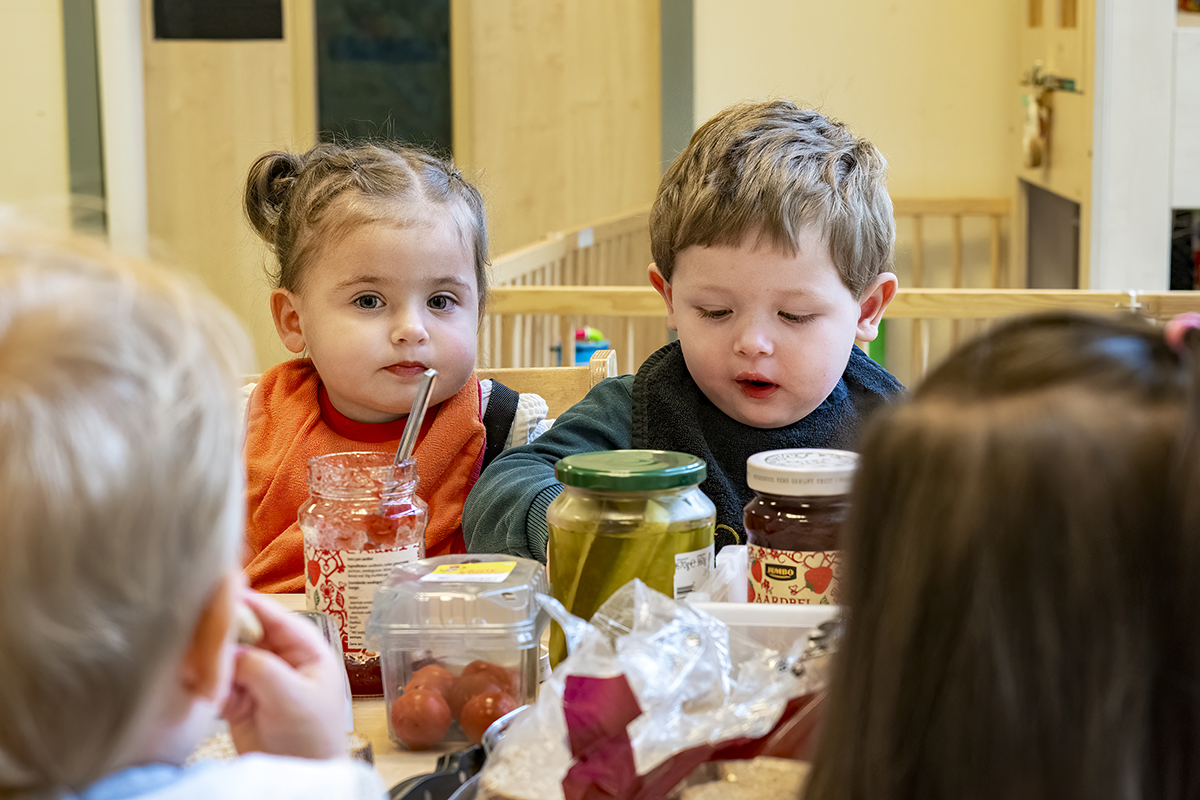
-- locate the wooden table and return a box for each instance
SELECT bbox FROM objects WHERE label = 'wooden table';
[268,593,454,788]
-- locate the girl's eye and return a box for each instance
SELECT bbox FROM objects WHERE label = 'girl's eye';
[780,311,817,324]
[353,295,384,310]
[697,308,730,320]
[428,294,458,311]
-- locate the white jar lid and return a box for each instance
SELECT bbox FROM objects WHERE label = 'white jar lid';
[746,448,858,496]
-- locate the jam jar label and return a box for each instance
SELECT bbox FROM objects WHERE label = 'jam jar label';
[747,544,840,604]
[305,543,421,654]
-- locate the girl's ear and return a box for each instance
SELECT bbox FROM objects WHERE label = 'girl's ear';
[270,289,307,354]
[855,272,898,342]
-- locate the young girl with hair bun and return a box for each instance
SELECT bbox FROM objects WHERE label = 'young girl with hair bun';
[242,141,547,592]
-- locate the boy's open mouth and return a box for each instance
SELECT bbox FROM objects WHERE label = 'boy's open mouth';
[736,375,778,399]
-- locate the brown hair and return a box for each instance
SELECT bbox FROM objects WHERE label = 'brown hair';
[244,140,489,310]
[650,99,893,297]
[806,311,1198,800]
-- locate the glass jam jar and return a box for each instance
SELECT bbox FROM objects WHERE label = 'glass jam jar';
[546,450,715,663]
[300,451,427,696]
[744,448,857,605]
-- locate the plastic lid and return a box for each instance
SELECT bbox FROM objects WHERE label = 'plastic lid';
[746,448,858,496]
[554,450,707,490]
[364,554,548,640]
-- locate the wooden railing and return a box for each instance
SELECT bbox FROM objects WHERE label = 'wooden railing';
[488,286,1200,382]
[480,200,1200,384]
[482,210,656,374]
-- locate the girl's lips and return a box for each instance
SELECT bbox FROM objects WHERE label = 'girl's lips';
[385,362,428,378]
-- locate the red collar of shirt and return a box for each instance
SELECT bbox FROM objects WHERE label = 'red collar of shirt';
[317,382,439,444]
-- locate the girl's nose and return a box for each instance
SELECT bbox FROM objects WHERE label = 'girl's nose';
[733,318,773,357]
[391,307,429,344]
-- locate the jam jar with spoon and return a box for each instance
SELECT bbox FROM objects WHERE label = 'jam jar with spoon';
[300,369,437,695]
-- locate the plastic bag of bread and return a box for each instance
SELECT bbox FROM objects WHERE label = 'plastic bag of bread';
[475,580,831,800]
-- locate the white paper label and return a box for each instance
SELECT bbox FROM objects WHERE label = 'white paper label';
[305,542,421,653]
[674,543,714,599]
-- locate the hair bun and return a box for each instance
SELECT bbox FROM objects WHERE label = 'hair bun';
[243,151,303,242]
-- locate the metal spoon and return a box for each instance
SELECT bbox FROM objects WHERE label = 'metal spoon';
[394,368,438,468]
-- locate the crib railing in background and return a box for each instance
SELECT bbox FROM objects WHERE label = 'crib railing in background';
[482,209,659,374]
[480,200,1200,385]
[892,197,1012,380]
[487,286,1200,385]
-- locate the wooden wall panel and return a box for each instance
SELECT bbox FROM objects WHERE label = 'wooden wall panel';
[1,2,70,229]
[452,0,661,258]
[141,0,316,370]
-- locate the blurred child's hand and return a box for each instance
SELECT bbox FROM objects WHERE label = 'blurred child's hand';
[221,589,348,759]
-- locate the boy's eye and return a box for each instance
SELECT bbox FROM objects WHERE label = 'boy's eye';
[697,308,730,320]
[428,294,458,311]
[780,311,817,324]
[353,294,384,310]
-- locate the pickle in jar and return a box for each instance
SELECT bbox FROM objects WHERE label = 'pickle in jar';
[548,496,713,664]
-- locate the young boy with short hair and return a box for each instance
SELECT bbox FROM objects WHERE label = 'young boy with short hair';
[463,99,902,558]
[0,229,382,798]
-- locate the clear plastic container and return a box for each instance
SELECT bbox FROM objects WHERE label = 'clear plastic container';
[365,554,549,750]
[300,451,427,696]
[546,450,716,664]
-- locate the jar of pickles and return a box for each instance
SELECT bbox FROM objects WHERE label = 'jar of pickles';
[744,448,857,605]
[300,451,427,695]
[546,450,715,663]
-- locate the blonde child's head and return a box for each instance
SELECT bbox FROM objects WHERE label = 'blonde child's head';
[650,99,894,298]
[244,141,488,423]
[0,228,249,795]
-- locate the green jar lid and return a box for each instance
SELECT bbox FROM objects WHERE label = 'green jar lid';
[554,450,707,490]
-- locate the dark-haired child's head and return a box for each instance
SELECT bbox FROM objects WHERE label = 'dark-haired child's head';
[807,311,1198,800]
[647,100,897,428]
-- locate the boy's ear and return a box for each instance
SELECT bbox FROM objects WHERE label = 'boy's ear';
[270,289,307,354]
[647,263,678,331]
[855,272,898,342]
[180,573,237,702]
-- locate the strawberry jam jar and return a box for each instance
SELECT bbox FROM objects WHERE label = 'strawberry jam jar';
[743,449,857,606]
[300,451,427,696]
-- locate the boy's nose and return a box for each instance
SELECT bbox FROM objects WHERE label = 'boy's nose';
[733,320,773,357]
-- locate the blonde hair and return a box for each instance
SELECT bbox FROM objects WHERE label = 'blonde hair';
[0,227,249,796]
[650,99,894,297]
[243,140,490,312]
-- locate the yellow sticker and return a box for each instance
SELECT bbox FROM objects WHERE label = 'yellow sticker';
[420,561,517,583]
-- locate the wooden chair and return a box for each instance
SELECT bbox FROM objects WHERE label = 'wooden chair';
[242,349,617,419]
[478,348,617,418]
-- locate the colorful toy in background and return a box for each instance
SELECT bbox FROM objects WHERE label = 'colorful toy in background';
[552,327,610,365]
[1182,0,1200,12]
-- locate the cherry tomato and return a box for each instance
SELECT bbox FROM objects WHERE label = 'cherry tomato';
[447,670,504,721]
[405,664,455,698]
[390,688,452,750]
[460,660,515,694]
[460,690,518,745]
